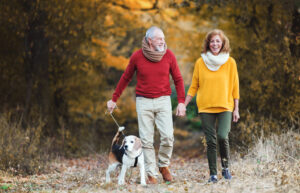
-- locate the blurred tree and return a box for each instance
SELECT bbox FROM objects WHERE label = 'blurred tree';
[0,0,298,156]
[0,0,111,153]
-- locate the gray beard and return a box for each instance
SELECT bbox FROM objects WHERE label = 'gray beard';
[155,45,165,52]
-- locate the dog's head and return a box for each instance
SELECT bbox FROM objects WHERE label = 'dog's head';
[121,135,142,152]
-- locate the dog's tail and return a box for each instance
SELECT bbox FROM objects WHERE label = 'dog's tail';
[111,126,125,149]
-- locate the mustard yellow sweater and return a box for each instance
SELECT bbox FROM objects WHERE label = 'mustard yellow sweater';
[187,57,240,113]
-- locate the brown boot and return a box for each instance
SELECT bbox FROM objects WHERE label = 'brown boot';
[159,167,173,182]
[146,175,158,184]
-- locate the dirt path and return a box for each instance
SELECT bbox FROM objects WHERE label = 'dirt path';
[0,153,299,192]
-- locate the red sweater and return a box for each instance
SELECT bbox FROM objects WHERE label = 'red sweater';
[112,49,185,103]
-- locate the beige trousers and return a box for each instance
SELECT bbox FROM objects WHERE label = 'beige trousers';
[136,96,174,178]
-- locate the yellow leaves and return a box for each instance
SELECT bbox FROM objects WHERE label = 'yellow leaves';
[114,0,155,9]
[280,174,289,185]
[174,128,190,138]
[91,37,129,70]
[160,9,175,24]
[104,54,129,70]
[104,15,114,27]
[90,51,97,58]
[82,62,89,69]
[161,8,200,27]
[163,8,178,18]
[69,30,78,37]
[176,19,195,32]
[63,40,69,45]
[122,12,137,21]
[91,38,108,47]
[201,136,207,148]
[135,0,156,9]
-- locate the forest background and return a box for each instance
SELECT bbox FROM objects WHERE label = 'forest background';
[0,0,299,175]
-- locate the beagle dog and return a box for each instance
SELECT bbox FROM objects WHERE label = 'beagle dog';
[105,127,146,186]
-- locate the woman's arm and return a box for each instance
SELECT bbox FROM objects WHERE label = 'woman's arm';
[184,95,193,107]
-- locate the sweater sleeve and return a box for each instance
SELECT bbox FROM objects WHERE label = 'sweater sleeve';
[232,58,240,99]
[187,58,200,97]
[169,50,185,103]
[112,54,136,102]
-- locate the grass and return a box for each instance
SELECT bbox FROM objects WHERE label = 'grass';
[0,116,51,175]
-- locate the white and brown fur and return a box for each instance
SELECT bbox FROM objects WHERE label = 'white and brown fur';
[105,127,146,186]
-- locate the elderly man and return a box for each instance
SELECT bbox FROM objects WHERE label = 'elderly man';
[107,26,186,184]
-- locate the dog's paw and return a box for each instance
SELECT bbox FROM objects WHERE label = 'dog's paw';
[118,179,125,185]
[141,182,147,186]
[105,178,111,183]
[118,126,125,132]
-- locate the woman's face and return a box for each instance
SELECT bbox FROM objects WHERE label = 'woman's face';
[209,35,223,55]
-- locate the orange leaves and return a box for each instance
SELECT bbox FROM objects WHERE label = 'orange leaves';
[114,0,156,10]
[91,37,129,70]
[91,37,108,47]
[104,15,114,27]
[104,54,129,70]
[160,8,177,23]
[174,128,190,138]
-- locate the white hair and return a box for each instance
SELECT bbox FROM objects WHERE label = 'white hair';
[145,26,163,42]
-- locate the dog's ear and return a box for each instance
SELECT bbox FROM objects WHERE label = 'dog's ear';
[133,137,142,151]
[119,138,125,150]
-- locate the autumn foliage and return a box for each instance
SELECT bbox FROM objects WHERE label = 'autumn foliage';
[0,0,299,175]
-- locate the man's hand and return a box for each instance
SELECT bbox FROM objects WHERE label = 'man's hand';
[233,109,240,122]
[176,103,186,117]
[107,100,117,114]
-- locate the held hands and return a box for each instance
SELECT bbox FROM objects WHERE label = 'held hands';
[233,109,240,122]
[107,100,117,114]
[176,103,186,117]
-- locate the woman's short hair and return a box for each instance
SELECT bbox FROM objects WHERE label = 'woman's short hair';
[202,29,231,53]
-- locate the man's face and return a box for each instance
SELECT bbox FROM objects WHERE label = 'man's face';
[149,30,165,52]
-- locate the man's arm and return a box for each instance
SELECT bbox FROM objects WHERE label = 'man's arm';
[169,51,186,116]
[107,54,136,113]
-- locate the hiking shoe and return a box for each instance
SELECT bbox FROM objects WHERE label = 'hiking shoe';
[146,175,158,184]
[208,175,218,183]
[222,168,232,180]
[159,167,173,182]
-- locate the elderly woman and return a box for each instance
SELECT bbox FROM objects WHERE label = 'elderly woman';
[184,29,240,183]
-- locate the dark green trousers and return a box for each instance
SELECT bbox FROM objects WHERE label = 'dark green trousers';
[200,111,232,176]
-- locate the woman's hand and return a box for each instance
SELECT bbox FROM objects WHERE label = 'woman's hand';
[233,109,240,122]
[233,99,240,122]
